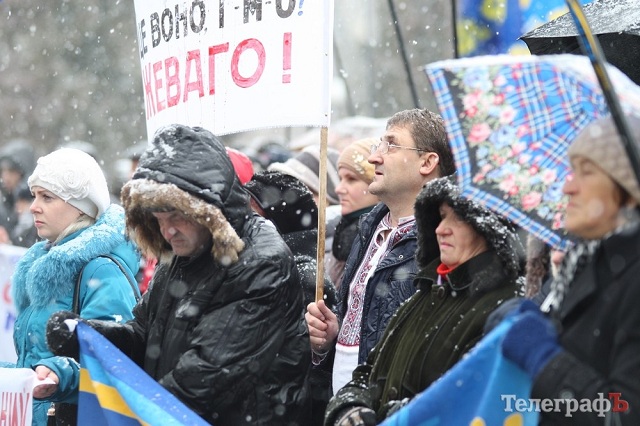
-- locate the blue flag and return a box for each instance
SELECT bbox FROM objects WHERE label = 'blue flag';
[456,0,591,57]
[456,0,524,56]
[77,322,209,425]
[380,316,539,426]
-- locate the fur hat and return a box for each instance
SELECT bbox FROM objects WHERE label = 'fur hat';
[268,144,340,204]
[568,114,640,204]
[337,138,376,185]
[415,176,522,280]
[28,147,110,219]
[245,170,318,234]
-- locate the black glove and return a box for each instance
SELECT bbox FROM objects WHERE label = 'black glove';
[334,406,377,426]
[46,310,83,360]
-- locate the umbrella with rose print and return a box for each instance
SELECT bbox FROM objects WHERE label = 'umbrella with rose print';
[425,53,640,250]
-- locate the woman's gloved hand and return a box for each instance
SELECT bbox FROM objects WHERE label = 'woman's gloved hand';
[501,309,562,378]
[484,298,542,334]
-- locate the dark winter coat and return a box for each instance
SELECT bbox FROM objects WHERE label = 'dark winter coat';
[533,224,640,425]
[283,228,337,426]
[337,202,436,364]
[325,253,520,424]
[90,125,311,425]
[325,177,522,425]
[282,228,337,313]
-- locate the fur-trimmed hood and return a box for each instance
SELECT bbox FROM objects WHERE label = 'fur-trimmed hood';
[415,176,523,281]
[121,125,247,264]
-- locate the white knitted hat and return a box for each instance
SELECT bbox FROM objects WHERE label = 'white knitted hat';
[28,147,111,219]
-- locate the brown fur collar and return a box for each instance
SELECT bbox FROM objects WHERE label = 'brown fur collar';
[121,179,245,265]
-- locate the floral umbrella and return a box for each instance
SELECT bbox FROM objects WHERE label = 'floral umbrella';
[425,54,640,250]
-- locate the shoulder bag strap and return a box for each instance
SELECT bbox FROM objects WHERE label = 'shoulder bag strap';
[72,255,142,314]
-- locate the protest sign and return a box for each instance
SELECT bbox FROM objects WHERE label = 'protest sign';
[0,244,26,364]
[0,368,37,426]
[133,0,334,137]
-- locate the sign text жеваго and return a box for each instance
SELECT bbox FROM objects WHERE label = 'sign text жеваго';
[133,0,334,137]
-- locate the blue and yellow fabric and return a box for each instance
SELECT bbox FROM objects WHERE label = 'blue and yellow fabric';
[379,315,539,426]
[77,322,208,426]
[456,0,590,57]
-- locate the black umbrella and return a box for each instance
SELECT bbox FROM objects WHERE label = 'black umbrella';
[520,0,640,85]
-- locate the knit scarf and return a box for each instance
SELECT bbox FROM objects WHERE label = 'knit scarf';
[542,208,640,313]
[541,240,599,313]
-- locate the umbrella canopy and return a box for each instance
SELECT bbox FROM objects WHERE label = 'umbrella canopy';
[425,54,640,250]
[521,0,640,85]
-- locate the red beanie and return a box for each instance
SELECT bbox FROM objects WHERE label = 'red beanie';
[226,147,255,184]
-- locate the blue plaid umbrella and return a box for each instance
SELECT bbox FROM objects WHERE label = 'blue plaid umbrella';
[425,54,640,250]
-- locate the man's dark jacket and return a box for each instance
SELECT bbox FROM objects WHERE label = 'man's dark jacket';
[338,202,439,364]
[85,125,311,425]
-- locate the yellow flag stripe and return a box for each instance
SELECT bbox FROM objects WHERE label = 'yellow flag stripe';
[80,368,149,425]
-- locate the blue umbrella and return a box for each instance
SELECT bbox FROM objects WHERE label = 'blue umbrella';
[425,54,640,250]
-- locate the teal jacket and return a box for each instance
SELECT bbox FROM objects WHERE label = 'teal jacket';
[7,204,140,426]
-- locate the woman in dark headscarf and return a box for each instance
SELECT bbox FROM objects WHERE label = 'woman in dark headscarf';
[326,175,522,425]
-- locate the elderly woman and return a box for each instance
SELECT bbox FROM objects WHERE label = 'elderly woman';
[501,115,640,425]
[325,176,522,425]
[3,147,140,426]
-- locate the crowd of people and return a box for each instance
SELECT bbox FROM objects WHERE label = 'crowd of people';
[1,106,639,425]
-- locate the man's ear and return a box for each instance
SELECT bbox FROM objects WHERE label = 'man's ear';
[420,152,440,176]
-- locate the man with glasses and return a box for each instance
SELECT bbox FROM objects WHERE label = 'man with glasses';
[305,108,456,409]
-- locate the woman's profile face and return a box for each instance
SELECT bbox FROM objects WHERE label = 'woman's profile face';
[30,186,82,242]
[335,167,378,215]
[435,203,488,269]
[563,156,625,240]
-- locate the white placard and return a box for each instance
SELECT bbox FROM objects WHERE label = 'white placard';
[0,368,36,426]
[0,244,26,364]
[133,0,334,137]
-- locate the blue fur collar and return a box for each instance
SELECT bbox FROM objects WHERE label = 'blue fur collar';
[11,204,128,312]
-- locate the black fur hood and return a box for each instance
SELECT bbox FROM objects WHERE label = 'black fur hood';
[415,176,523,281]
[121,125,248,264]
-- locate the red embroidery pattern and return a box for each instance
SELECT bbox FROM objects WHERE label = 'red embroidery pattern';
[337,215,415,347]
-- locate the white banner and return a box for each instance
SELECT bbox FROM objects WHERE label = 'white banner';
[0,244,26,364]
[0,368,36,426]
[133,0,334,137]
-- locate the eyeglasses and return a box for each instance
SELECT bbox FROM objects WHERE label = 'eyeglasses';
[370,140,424,155]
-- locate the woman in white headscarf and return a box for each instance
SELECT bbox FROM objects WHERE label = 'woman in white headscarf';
[3,147,140,426]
